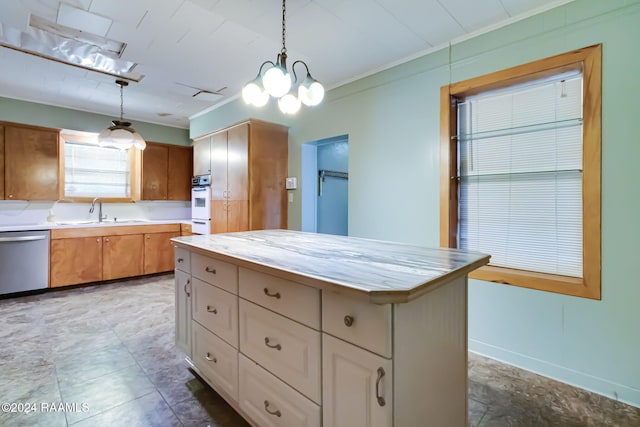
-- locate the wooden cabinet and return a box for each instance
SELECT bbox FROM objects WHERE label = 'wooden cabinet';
[142,142,192,201]
[2,123,60,200]
[0,124,4,199]
[50,224,181,287]
[194,120,288,233]
[322,334,392,427]
[50,236,103,288]
[144,231,180,274]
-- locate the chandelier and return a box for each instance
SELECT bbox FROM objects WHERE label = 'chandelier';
[242,0,324,114]
[98,80,146,150]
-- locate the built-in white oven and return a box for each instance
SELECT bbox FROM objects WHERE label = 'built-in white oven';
[191,175,211,234]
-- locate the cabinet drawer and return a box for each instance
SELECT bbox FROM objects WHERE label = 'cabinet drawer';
[239,354,320,427]
[239,300,321,404]
[174,246,190,273]
[239,268,320,329]
[322,291,392,358]
[192,322,239,402]
[192,278,238,348]
[192,252,238,294]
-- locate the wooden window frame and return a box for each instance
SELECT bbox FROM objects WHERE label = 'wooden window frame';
[440,44,602,299]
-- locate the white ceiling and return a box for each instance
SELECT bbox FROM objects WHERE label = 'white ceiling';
[0,0,573,129]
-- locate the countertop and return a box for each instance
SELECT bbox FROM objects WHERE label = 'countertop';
[172,229,490,304]
[0,219,191,233]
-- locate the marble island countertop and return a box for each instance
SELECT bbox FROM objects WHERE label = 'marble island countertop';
[173,229,490,303]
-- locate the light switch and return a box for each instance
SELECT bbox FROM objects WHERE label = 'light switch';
[285,177,297,190]
[288,193,294,203]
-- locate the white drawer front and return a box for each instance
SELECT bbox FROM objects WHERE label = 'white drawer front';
[192,322,239,402]
[239,300,321,403]
[322,291,392,358]
[192,252,238,294]
[239,355,320,427]
[174,246,190,273]
[192,278,238,348]
[239,268,320,330]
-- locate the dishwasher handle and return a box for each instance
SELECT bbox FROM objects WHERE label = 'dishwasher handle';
[0,235,47,243]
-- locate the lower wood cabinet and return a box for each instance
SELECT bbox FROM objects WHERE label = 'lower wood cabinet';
[50,224,181,288]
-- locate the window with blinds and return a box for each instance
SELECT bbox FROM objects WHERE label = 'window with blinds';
[64,142,131,198]
[456,75,583,278]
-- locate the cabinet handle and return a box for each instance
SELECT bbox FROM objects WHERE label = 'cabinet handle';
[375,367,386,407]
[205,266,216,274]
[263,400,281,417]
[8,194,13,198]
[206,305,218,314]
[205,352,217,363]
[264,337,282,351]
[96,238,100,243]
[177,257,184,263]
[184,280,191,297]
[263,288,281,299]
[105,238,109,242]
[344,315,354,327]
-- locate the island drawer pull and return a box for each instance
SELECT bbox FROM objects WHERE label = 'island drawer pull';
[205,352,217,363]
[177,257,184,263]
[263,288,281,299]
[264,337,282,351]
[184,280,191,297]
[263,400,281,417]
[206,305,218,314]
[205,266,217,274]
[375,367,386,406]
[344,315,354,327]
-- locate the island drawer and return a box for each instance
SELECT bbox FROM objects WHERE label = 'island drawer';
[192,322,239,402]
[239,268,320,329]
[322,291,392,358]
[192,278,239,348]
[239,354,320,427]
[174,246,190,273]
[192,252,238,294]
[239,299,321,404]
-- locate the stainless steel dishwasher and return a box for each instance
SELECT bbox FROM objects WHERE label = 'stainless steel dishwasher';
[0,230,50,295]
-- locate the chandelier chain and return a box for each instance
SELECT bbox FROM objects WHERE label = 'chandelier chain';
[119,84,124,121]
[281,0,287,54]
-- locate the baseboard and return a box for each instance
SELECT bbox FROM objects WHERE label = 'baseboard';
[469,339,640,409]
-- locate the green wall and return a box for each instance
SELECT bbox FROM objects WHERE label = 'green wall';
[0,96,190,145]
[193,0,640,407]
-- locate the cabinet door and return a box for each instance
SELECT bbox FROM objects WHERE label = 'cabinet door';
[144,231,180,274]
[323,334,392,427]
[103,234,144,280]
[175,269,192,358]
[226,200,249,233]
[167,145,193,201]
[227,124,248,201]
[50,237,103,287]
[0,125,4,199]
[4,125,59,200]
[210,132,228,200]
[211,200,228,234]
[142,142,169,200]
[193,137,211,176]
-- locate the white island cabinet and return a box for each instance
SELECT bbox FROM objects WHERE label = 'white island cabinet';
[172,230,489,427]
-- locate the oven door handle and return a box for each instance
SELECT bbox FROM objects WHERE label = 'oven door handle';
[192,187,209,192]
[0,235,47,243]
[192,221,207,225]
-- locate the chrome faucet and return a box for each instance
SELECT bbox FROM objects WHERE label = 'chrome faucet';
[89,198,106,222]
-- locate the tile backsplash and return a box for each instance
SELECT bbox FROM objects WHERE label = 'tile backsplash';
[0,200,190,226]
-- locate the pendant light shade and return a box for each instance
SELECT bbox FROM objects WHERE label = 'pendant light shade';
[242,0,324,114]
[98,80,145,150]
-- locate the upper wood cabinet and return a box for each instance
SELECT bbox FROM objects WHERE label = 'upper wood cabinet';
[142,142,193,201]
[193,137,211,176]
[0,125,4,200]
[2,123,60,200]
[200,120,288,234]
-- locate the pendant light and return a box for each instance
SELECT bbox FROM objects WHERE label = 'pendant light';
[242,0,324,114]
[98,80,146,150]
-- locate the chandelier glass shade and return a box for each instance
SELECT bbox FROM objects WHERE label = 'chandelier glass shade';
[242,0,324,114]
[98,80,146,150]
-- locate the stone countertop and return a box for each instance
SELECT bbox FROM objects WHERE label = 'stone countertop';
[172,229,490,304]
[0,219,191,233]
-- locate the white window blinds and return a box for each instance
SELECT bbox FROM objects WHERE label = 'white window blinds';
[64,142,130,198]
[457,75,583,278]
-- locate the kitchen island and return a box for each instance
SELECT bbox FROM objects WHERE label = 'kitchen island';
[172,230,489,427]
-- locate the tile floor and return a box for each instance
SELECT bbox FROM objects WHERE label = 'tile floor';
[1,274,638,427]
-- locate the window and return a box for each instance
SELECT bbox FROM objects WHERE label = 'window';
[440,45,601,299]
[61,130,141,201]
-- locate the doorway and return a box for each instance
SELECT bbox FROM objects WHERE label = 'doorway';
[301,135,348,235]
